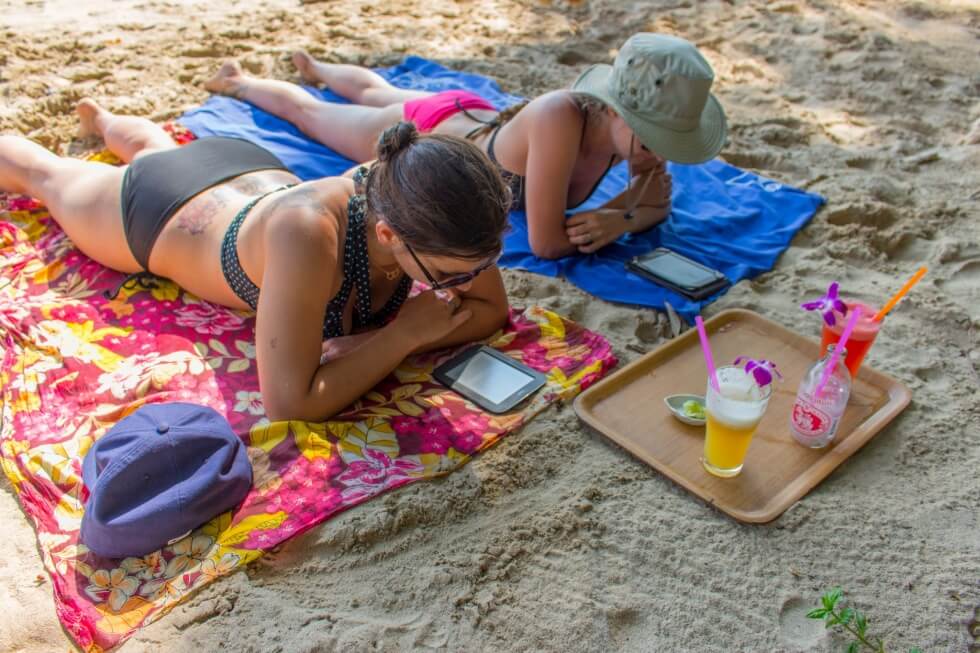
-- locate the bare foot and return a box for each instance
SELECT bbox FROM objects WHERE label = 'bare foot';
[205,60,248,98]
[76,98,107,139]
[292,50,326,85]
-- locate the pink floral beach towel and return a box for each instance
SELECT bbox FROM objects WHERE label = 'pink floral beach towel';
[0,133,616,652]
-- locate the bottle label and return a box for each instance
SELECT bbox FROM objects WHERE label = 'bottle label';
[792,397,831,437]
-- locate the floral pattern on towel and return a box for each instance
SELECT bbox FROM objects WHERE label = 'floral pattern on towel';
[0,138,615,652]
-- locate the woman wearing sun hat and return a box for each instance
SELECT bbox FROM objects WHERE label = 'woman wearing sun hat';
[206,33,727,258]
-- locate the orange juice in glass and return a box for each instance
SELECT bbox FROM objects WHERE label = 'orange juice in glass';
[820,301,881,377]
[702,366,772,478]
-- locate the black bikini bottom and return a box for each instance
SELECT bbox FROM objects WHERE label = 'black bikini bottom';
[119,136,288,271]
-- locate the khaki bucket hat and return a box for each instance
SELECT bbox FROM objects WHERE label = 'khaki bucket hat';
[572,33,727,164]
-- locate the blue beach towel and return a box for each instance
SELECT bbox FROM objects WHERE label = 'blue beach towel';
[181,56,823,321]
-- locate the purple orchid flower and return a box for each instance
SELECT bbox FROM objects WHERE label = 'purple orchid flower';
[733,357,783,388]
[801,281,848,326]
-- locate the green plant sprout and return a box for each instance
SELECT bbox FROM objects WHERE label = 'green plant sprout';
[807,588,922,653]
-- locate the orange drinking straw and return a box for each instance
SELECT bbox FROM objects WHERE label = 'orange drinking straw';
[872,267,927,322]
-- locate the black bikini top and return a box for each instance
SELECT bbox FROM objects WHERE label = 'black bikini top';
[108,168,411,340]
[322,167,412,339]
[216,167,410,339]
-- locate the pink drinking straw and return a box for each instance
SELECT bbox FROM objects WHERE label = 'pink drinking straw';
[695,316,721,392]
[815,306,862,397]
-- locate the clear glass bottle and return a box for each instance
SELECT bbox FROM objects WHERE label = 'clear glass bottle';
[789,345,852,448]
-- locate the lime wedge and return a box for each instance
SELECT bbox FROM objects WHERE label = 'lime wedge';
[681,400,705,420]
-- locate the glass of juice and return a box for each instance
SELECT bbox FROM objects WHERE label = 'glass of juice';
[820,301,881,377]
[702,366,772,478]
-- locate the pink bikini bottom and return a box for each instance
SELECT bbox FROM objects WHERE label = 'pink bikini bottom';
[403,90,496,132]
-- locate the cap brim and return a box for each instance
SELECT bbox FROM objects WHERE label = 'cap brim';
[572,64,727,164]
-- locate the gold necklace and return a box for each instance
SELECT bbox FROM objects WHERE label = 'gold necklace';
[382,265,401,281]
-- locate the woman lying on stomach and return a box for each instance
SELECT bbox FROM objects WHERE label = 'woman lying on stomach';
[0,103,511,421]
[204,33,727,259]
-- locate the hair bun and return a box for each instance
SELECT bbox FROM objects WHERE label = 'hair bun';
[377,121,418,162]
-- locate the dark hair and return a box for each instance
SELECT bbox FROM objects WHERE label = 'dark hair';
[365,122,510,260]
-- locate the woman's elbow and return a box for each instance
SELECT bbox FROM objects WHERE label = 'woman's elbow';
[466,298,509,341]
[529,240,569,260]
[489,299,509,331]
[262,399,295,423]
[262,391,317,423]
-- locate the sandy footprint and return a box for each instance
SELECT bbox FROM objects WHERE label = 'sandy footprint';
[935,259,980,319]
[721,149,790,172]
[871,229,931,262]
[778,596,828,650]
[825,202,897,229]
[937,260,980,296]
[605,606,647,649]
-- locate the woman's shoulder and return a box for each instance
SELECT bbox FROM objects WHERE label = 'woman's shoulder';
[257,177,350,301]
[261,177,352,251]
[269,177,351,219]
[523,90,585,126]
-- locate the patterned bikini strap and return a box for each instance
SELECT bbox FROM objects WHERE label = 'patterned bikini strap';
[346,193,374,328]
[353,166,370,194]
[342,189,412,332]
[457,98,502,140]
[102,271,160,301]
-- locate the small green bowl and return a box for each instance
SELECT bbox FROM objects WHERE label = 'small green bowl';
[664,394,706,426]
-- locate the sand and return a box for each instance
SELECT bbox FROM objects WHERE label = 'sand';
[1,0,978,651]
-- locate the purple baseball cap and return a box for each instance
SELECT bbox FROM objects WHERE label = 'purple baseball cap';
[81,402,252,559]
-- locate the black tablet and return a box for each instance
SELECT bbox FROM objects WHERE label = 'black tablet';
[626,247,729,300]
[433,345,547,414]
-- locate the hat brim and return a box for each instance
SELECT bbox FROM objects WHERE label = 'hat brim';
[572,64,727,165]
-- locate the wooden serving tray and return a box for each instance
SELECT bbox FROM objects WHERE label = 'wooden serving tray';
[573,309,911,523]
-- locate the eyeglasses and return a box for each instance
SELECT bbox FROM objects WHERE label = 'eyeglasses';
[403,242,498,290]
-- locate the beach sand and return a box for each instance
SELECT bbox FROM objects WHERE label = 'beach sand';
[1,0,978,651]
